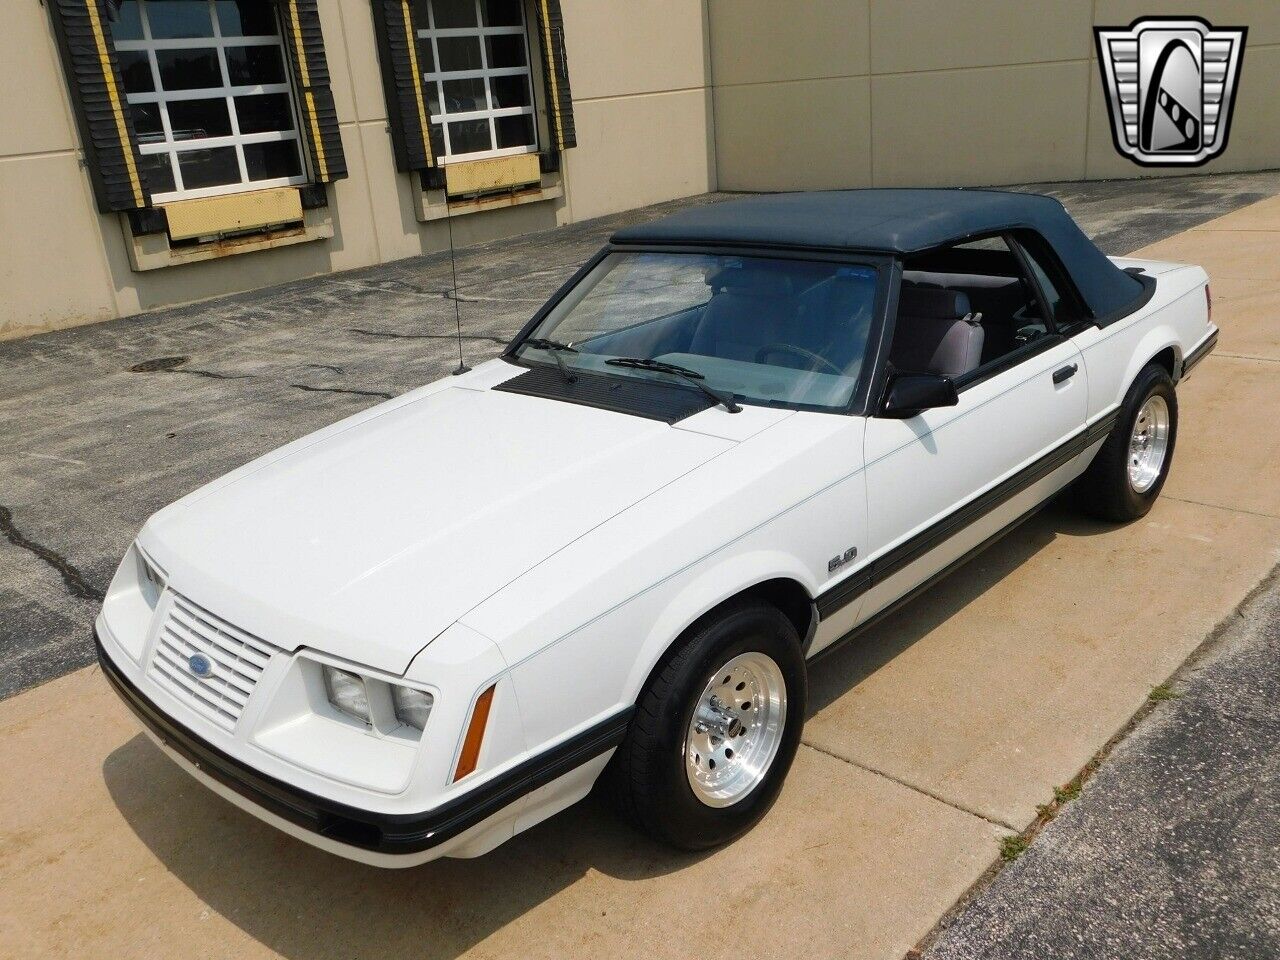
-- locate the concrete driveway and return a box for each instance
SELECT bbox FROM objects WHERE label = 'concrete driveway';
[2,174,1279,959]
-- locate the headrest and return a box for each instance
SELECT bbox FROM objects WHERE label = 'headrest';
[708,266,794,298]
[899,285,971,319]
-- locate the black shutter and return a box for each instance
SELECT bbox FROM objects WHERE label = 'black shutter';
[371,0,435,170]
[533,0,576,154]
[47,0,149,212]
[277,0,347,182]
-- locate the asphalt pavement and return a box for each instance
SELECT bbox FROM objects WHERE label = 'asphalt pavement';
[923,569,1280,960]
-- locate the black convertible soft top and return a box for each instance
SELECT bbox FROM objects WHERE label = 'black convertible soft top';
[612,189,1147,322]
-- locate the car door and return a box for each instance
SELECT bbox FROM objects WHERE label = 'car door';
[832,238,1088,640]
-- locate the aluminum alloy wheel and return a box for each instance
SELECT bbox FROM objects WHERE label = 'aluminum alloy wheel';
[684,651,787,808]
[1128,394,1171,493]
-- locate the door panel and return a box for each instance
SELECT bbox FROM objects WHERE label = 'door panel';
[855,337,1086,626]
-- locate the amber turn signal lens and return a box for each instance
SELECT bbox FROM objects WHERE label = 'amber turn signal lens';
[453,684,496,781]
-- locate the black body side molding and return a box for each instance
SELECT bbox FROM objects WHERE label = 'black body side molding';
[815,410,1120,621]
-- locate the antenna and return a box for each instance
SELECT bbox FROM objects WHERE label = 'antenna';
[442,185,471,376]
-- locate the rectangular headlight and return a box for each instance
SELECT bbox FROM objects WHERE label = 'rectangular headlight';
[322,666,371,725]
[391,684,434,731]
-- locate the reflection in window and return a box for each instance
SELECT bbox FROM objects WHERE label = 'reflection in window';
[416,0,538,161]
[110,0,307,201]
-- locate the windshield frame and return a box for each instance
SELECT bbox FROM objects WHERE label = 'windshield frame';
[503,243,896,417]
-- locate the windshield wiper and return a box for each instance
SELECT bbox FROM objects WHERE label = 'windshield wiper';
[521,337,578,383]
[605,357,741,413]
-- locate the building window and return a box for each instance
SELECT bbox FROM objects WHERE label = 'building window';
[110,0,309,202]
[417,0,538,163]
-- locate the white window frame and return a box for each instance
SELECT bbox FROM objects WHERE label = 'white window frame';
[417,0,539,164]
[115,0,310,203]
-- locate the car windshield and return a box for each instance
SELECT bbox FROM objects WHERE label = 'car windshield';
[513,252,881,411]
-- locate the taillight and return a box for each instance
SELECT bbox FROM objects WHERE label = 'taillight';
[1206,284,1213,325]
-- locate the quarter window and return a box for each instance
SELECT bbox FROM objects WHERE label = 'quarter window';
[110,0,308,202]
[416,0,539,162]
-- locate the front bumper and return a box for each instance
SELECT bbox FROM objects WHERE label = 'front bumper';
[96,631,631,860]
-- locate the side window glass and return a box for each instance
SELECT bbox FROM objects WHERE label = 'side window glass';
[1022,248,1065,329]
[896,235,1047,380]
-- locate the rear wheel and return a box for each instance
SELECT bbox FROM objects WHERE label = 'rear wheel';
[1077,363,1178,521]
[605,599,806,850]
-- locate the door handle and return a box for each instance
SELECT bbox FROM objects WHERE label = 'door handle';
[1053,363,1078,384]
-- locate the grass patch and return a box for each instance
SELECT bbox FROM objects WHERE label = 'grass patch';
[999,835,1030,862]
[1053,781,1081,804]
[1149,682,1181,702]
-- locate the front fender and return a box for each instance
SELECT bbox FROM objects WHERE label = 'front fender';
[621,551,818,700]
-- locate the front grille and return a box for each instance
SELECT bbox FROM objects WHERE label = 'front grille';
[147,592,278,731]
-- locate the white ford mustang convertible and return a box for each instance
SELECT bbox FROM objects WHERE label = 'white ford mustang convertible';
[97,190,1217,866]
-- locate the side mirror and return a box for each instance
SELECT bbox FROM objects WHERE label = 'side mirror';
[882,373,959,418]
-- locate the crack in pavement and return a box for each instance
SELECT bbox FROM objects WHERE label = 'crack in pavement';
[1215,351,1280,364]
[0,505,103,602]
[305,363,346,375]
[289,383,395,400]
[171,368,254,380]
[1164,495,1280,521]
[801,739,1017,832]
[347,327,508,346]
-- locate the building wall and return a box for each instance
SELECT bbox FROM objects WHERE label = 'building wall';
[710,0,1280,190]
[0,0,716,341]
[3,1,1277,341]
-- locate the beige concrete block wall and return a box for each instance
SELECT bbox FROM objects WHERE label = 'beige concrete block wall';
[1,1,715,340]
[5,0,1279,340]
[557,0,716,223]
[711,0,1280,192]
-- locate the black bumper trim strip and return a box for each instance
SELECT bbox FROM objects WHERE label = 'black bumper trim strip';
[815,410,1119,620]
[96,633,632,856]
[1180,329,1218,379]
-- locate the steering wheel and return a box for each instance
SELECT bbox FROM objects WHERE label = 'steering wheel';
[755,343,844,376]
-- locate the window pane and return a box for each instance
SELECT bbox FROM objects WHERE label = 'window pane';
[156,48,222,90]
[176,145,240,188]
[146,0,214,39]
[429,122,445,158]
[244,140,302,180]
[215,1,278,36]
[225,46,286,85]
[447,118,491,154]
[139,153,176,194]
[167,97,232,140]
[118,50,155,94]
[1024,251,1065,325]
[482,0,523,27]
[427,81,442,116]
[130,103,165,142]
[494,113,534,148]
[432,0,477,28]
[441,78,486,113]
[485,34,526,68]
[234,93,295,133]
[436,36,482,72]
[111,1,145,41]
[417,37,434,74]
[490,74,529,108]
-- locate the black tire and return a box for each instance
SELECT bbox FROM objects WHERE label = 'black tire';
[605,598,806,850]
[1077,362,1178,522]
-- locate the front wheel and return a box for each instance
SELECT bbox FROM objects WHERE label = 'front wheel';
[605,599,806,850]
[1077,362,1178,521]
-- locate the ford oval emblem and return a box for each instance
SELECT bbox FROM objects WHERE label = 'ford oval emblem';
[187,653,214,679]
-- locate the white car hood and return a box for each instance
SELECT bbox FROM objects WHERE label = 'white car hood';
[142,384,737,674]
